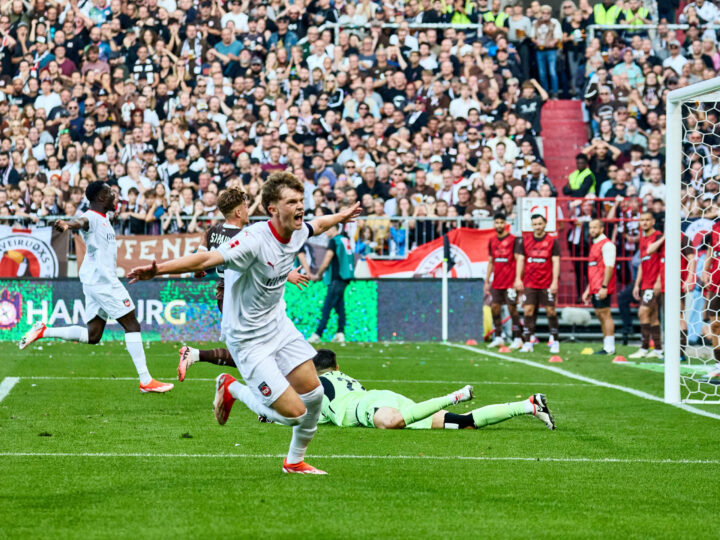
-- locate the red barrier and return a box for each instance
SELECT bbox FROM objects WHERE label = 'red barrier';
[553,197,642,307]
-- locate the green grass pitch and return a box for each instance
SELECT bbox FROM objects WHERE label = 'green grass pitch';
[1,340,719,539]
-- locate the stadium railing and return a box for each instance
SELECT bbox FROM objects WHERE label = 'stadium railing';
[586,23,720,41]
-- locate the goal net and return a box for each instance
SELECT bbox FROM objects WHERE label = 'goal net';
[667,78,720,404]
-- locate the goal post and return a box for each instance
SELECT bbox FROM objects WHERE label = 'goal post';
[665,77,720,404]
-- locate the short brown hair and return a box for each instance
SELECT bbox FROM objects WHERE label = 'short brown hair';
[262,171,304,213]
[217,187,248,217]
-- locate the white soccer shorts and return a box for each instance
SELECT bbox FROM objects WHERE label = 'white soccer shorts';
[82,282,136,323]
[227,315,317,407]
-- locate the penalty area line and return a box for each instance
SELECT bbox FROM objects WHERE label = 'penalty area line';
[448,344,720,421]
[0,377,19,403]
[0,452,717,465]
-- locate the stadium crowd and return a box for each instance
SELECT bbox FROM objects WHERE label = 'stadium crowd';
[0,0,702,272]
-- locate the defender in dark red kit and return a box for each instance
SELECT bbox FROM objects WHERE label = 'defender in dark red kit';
[582,219,617,355]
[630,212,664,359]
[514,214,561,354]
[485,213,523,349]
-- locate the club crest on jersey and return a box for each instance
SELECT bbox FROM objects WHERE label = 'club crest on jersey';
[124,299,131,307]
[258,382,271,397]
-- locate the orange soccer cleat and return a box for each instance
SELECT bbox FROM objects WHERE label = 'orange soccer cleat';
[177,346,194,382]
[213,373,236,425]
[282,459,328,475]
[19,321,46,350]
[139,379,174,393]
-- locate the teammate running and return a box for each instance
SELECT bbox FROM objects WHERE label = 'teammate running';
[514,213,561,354]
[19,181,173,393]
[177,187,307,381]
[582,219,617,355]
[129,171,361,474]
[485,212,523,349]
[630,212,664,359]
[312,349,555,430]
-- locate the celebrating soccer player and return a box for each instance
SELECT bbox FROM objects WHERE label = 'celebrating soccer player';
[19,181,174,393]
[581,219,617,355]
[630,212,664,359]
[177,187,308,381]
[485,212,523,349]
[514,214,561,354]
[129,172,361,474]
[311,349,555,430]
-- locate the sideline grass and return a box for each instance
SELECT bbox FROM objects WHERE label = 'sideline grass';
[1,341,718,539]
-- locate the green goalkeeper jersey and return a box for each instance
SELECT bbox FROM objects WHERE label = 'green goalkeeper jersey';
[318,370,367,426]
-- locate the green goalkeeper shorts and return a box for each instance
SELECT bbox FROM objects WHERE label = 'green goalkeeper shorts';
[349,390,433,430]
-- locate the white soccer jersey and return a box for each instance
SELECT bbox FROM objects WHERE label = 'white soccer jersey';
[78,210,120,287]
[217,220,313,341]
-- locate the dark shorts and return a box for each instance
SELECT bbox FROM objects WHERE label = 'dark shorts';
[591,293,612,309]
[216,282,224,313]
[640,289,662,311]
[490,288,518,305]
[523,287,556,307]
[707,295,720,316]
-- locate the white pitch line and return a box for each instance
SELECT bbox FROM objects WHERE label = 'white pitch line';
[449,344,720,421]
[0,451,717,465]
[0,377,19,403]
[12,376,586,387]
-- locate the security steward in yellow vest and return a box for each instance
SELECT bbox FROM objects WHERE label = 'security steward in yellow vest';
[442,0,479,24]
[482,0,509,27]
[622,0,650,35]
[562,153,597,197]
[593,0,623,24]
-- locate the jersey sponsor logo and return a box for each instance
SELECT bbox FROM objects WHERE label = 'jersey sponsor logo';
[494,257,509,262]
[641,255,651,262]
[258,381,271,397]
[528,257,547,263]
[589,261,598,266]
[265,272,290,287]
[229,239,240,248]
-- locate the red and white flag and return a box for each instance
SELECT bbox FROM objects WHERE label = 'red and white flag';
[367,227,493,278]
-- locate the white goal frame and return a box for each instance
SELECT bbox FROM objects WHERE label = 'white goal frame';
[665,78,720,404]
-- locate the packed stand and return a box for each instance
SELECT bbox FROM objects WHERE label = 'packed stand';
[0,0,571,258]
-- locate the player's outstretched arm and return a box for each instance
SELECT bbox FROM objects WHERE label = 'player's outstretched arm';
[309,202,362,236]
[128,251,225,283]
[54,217,89,232]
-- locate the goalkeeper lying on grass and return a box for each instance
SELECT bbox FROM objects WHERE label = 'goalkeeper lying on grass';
[308,349,556,430]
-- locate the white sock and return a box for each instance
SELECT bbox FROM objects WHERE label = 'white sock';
[125,332,152,385]
[228,381,304,427]
[604,336,615,353]
[287,385,324,465]
[524,399,535,414]
[188,347,199,363]
[44,326,88,343]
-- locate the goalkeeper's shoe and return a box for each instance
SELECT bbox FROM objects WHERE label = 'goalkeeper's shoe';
[308,333,321,344]
[488,336,505,348]
[707,367,720,381]
[449,385,474,405]
[282,459,327,475]
[629,348,649,359]
[139,379,174,393]
[647,349,664,359]
[213,373,236,426]
[19,321,46,350]
[529,393,556,430]
[509,337,523,350]
[177,346,198,382]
